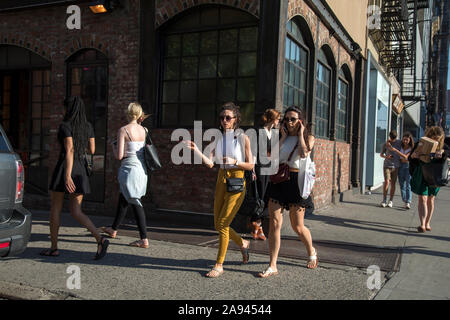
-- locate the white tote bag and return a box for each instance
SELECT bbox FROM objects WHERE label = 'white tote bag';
[297,155,316,199]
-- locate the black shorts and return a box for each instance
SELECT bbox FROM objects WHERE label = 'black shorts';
[266,171,313,210]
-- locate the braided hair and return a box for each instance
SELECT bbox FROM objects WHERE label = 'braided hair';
[63,96,90,155]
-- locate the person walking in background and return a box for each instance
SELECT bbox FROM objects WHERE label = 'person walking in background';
[250,108,281,241]
[100,102,149,248]
[259,106,317,278]
[380,130,402,208]
[409,126,447,233]
[388,132,414,209]
[184,102,254,278]
[43,96,109,260]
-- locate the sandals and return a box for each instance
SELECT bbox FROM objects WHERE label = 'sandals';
[258,267,278,278]
[99,226,117,239]
[307,247,318,269]
[240,241,250,264]
[40,248,60,257]
[94,237,109,260]
[417,226,426,233]
[205,267,224,278]
[128,240,149,248]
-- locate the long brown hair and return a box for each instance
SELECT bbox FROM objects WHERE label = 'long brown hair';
[284,106,312,151]
[402,132,414,149]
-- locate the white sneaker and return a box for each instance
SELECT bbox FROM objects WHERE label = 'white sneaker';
[405,203,411,209]
[381,201,387,208]
[387,201,393,208]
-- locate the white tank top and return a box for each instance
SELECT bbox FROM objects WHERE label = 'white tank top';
[279,136,301,169]
[124,128,144,157]
[215,130,245,169]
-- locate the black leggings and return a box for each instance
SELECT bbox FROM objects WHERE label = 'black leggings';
[111,193,148,239]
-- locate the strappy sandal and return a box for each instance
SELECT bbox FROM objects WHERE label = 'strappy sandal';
[40,248,60,257]
[99,226,117,239]
[94,237,109,260]
[258,267,278,278]
[205,267,224,278]
[307,248,318,269]
[128,240,149,248]
[417,226,425,233]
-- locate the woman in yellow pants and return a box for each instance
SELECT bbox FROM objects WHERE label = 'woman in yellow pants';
[185,102,254,278]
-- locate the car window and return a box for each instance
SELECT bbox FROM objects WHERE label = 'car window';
[0,129,11,152]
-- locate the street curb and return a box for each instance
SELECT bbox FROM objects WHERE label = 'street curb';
[0,280,83,300]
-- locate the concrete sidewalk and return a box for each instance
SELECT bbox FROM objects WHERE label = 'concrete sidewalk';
[1,185,449,300]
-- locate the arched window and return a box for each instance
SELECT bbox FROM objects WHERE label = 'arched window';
[336,66,351,141]
[67,49,108,202]
[159,6,258,127]
[283,19,309,111]
[315,47,334,138]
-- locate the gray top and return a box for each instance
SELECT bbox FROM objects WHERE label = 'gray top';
[381,139,402,168]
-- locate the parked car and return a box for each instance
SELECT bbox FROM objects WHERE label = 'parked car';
[0,124,31,257]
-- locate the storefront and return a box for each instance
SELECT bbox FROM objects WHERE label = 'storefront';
[1,0,360,216]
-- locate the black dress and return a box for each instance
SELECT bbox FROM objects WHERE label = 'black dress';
[49,122,94,194]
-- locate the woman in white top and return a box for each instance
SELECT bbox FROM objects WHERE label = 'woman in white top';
[185,102,254,278]
[100,102,149,248]
[388,132,414,209]
[259,106,317,278]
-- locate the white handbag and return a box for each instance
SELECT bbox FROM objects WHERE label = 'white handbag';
[297,155,316,199]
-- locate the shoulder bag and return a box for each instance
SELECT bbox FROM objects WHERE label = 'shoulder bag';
[238,170,265,217]
[270,141,298,184]
[421,156,449,187]
[143,127,162,172]
[223,132,245,193]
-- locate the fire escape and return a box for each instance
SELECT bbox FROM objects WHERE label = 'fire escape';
[369,0,430,109]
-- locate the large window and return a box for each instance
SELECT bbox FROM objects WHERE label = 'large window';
[376,100,388,153]
[315,50,332,138]
[160,6,258,127]
[283,20,308,111]
[336,69,349,141]
[67,49,108,202]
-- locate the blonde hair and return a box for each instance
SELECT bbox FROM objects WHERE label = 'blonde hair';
[127,102,143,122]
[424,126,445,149]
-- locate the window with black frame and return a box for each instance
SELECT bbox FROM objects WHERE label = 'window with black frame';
[160,6,258,127]
[283,19,308,111]
[315,49,332,138]
[336,69,349,141]
[67,49,108,202]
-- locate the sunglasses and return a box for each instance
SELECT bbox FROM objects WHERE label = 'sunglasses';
[220,115,236,122]
[284,117,299,123]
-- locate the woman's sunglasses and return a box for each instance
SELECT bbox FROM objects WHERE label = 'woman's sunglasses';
[284,117,299,123]
[220,115,236,122]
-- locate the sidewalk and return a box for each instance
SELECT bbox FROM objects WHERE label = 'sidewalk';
[1,186,449,300]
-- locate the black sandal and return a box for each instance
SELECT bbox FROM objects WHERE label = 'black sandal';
[94,237,109,260]
[40,248,60,257]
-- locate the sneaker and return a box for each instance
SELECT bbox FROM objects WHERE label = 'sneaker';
[405,202,411,209]
[380,201,387,208]
[387,201,393,208]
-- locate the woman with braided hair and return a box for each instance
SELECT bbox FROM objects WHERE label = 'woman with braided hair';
[42,96,109,260]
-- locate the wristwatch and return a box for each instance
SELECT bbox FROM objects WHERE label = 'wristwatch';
[235,159,239,166]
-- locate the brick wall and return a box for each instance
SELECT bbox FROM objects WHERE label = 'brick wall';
[1,1,141,215]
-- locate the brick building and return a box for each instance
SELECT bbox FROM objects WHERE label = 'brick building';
[0,0,367,218]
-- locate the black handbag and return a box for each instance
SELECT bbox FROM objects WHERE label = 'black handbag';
[144,129,162,172]
[238,171,265,217]
[226,175,245,193]
[421,157,449,187]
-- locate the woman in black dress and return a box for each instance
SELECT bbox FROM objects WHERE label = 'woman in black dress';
[249,108,281,240]
[41,96,109,260]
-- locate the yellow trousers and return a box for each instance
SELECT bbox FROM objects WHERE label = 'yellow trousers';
[214,168,246,264]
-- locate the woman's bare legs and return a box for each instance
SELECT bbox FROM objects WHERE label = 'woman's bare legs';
[47,191,64,254]
[289,205,316,268]
[68,194,104,254]
[417,195,427,231]
[267,200,283,272]
[425,196,435,230]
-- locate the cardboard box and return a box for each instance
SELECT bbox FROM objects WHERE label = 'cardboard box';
[416,137,438,163]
